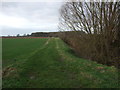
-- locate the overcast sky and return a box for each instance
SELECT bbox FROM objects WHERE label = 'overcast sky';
[0,1,63,36]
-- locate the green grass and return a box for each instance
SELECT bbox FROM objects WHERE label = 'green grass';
[2,38,119,88]
[2,38,48,67]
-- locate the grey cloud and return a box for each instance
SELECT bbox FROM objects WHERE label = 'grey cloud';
[1,2,63,36]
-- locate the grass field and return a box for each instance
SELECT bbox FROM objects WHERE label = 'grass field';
[2,38,119,88]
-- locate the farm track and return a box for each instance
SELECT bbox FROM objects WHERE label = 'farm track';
[2,38,119,88]
[25,38,51,58]
[55,38,73,61]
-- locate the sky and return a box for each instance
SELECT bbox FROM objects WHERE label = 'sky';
[0,1,64,36]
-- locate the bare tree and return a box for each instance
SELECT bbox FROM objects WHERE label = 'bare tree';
[59,1,119,68]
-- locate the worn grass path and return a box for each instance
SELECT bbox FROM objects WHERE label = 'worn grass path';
[3,38,119,88]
